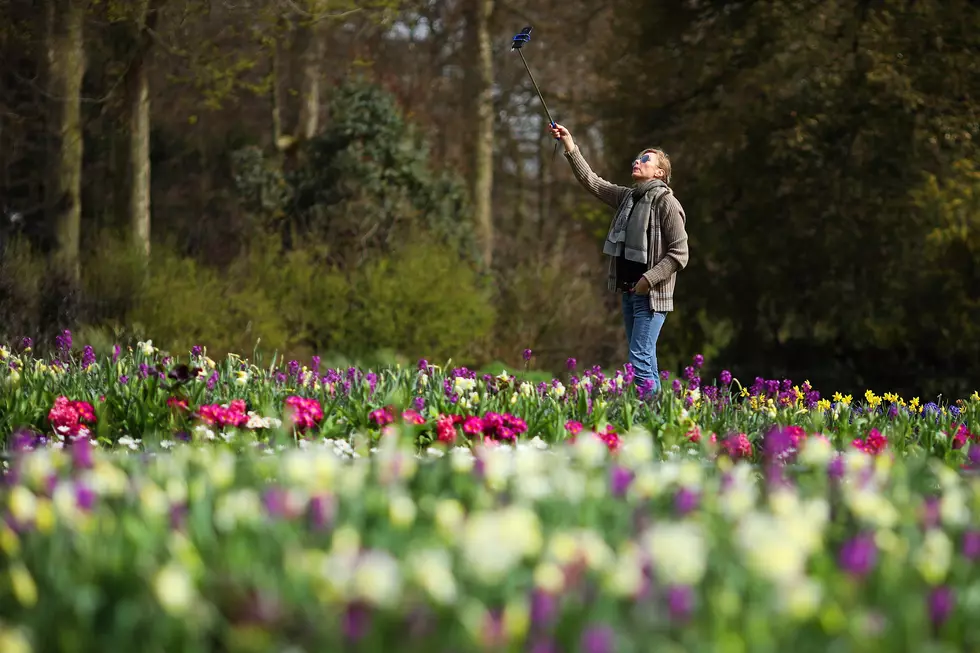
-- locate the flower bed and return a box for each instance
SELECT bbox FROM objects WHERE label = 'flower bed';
[1,335,980,650]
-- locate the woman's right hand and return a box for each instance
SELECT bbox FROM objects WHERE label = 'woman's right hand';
[549,123,575,153]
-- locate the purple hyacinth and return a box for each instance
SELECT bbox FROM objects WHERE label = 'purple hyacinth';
[838,534,877,577]
[530,589,557,627]
[719,369,732,385]
[413,396,425,412]
[962,531,980,560]
[21,336,32,351]
[75,483,96,511]
[81,345,95,369]
[118,375,129,385]
[343,603,371,641]
[674,487,699,515]
[55,329,72,353]
[667,585,694,621]
[191,345,202,357]
[580,624,615,653]
[523,348,533,361]
[928,586,955,626]
[609,466,633,498]
[692,354,704,367]
[566,357,577,371]
[308,495,333,531]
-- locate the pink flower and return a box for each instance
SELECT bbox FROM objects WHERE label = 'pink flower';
[852,428,887,455]
[285,396,323,432]
[722,433,753,460]
[369,405,395,427]
[198,401,250,429]
[462,416,485,436]
[436,415,457,444]
[565,420,584,436]
[401,409,426,425]
[47,396,97,439]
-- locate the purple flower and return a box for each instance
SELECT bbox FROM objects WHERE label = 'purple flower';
[838,534,877,577]
[118,375,129,385]
[660,369,670,380]
[719,369,732,385]
[112,344,121,363]
[962,530,980,560]
[566,357,577,371]
[55,329,72,353]
[667,585,694,621]
[928,586,954,626]
[71,438,93,469]
[207,370,219,390]
[311,355,321,371]
[262,487,288,518]
[683,365,696,380]
[530,589,557,627]
[342,602,371,641]
[417,358,429,371]
[413,396,425,412]
[308,495,333,531]
[580,624,615,653]
[692,354,704,368]
[75,483,96,511]
[674,487,699,515]
[828,455,845,480]
[21,336,32,351]
[609,466,633,498]
[81,345,95,369]
[523,348,533,362]
[191,345,202,357]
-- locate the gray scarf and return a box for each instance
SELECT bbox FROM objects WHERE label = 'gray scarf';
[602,179,668,263]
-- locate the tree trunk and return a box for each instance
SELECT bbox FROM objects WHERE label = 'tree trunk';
[467,0,495,268]
[273,8,325,155]
[45,0,86,283]
[119,0,156,261]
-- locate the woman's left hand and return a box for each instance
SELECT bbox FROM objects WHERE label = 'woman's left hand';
[633,277,651,295]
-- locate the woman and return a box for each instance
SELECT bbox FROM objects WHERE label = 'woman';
[549,123,689,395]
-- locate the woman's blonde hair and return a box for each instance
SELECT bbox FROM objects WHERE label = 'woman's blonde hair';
[637,147,671,184]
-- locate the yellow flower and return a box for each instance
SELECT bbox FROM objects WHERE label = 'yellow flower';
[816,398,831,412]
[916,529,953,585]
[503,597,530,641]
[153,563,195,615]
[408,548,457,605]
[10,563,37,607]
[8,486,36,523]
[0,626,32,653]
[533,562,565,593]
[388,493,417,528]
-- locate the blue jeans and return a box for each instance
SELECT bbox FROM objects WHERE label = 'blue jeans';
[622,292,666,392]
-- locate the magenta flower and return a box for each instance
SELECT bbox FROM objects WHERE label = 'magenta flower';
[838,534,877,577]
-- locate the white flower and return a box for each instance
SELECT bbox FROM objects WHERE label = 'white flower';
[643,521,708,585]
[453,376,476,394]
[352,550,402,608]
[117,436,140,451]
[139,340,156,356]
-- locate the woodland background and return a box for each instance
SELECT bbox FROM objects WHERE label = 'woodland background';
[0,0,978,399]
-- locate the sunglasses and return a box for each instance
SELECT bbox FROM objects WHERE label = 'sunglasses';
[633,154,653,165]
